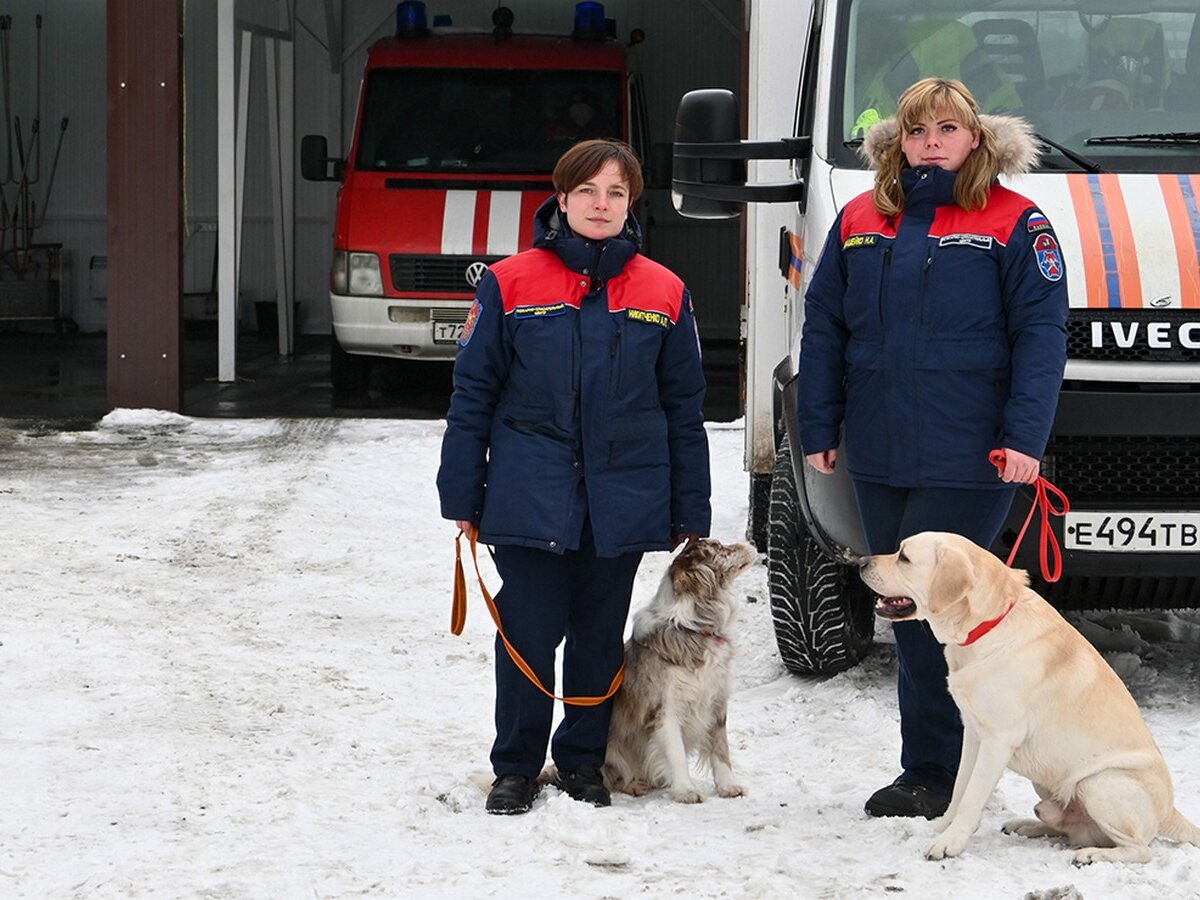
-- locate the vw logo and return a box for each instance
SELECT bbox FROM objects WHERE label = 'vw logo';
[464,261,490,287]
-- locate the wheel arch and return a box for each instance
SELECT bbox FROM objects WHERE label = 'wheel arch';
[772,354,869,564]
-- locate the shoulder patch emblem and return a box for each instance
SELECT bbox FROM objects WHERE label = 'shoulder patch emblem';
[513,302,567,319]
[1033,233,1063,282]
[1026,211,1052,233]
[842,234,878,250]
[938,233,993,250]
[460,298,481,346]
[626,307,670,328]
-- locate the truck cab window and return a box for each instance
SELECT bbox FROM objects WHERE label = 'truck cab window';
[835,1,1200,174]
[356,69,622,174]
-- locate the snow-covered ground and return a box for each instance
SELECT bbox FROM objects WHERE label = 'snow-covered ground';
[2,411,1198,899]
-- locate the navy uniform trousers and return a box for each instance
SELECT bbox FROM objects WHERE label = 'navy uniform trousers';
[489,520,642,777]
[853,481,1016,794]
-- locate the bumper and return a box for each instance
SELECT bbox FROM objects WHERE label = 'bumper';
[995,384,1200,606]
[330,293,470,361]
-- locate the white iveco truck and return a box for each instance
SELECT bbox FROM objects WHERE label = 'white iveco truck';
[673,0,1200,675]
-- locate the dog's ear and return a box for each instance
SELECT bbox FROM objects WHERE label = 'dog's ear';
[671,543,718,596]
[927,543,976,615]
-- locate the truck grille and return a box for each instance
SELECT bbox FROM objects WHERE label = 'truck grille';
[1044,436,1200,503]
[389,254,502,293]
[431,308,468,324]
[1067,309,1199,363]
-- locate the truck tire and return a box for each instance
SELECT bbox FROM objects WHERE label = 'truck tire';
[330,334,373,395]
[766,440,874,676]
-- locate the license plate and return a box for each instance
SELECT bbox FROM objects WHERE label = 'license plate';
[433,322,464,344]
[1065,512,1200,552]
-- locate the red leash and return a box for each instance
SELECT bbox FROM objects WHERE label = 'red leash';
[989,450,1070,583]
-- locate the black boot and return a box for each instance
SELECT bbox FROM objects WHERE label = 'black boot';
[553,765,611,807]
[486,775,540,815]
[864,778,950,819]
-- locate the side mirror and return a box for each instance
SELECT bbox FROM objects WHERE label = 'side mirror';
[301,134,343,182]
[672,90,744,219]
[671,89,809,217]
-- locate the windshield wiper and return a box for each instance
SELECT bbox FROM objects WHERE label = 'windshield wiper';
[1034,132,1103,173]
[1086,131,1200,146]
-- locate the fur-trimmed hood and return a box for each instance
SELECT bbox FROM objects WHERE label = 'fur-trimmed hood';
[859,113,1040,177]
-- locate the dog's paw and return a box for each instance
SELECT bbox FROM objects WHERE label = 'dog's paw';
[1002,817,1050,837]
[624,778,653,797]
[715,783,745,799]
[930,814,951,834]
[926,830,969,860]
[1072,845,1152,865]
[670,787,705,804]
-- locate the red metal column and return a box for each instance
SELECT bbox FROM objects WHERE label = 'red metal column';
[106,0,183,411]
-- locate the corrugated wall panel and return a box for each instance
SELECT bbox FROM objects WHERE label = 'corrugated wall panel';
[628,0,744,342]
[6,2,108,331]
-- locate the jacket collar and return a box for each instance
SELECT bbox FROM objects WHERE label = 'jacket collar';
[901,165,958,210]
[532,195,640,282]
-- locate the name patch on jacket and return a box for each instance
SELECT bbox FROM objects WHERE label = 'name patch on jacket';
[513,302,567,319]
[938,233,993,250]
[626,308,670,328]
[1034,233,1063,281]
[1026,211,1052,233]
[843,234,879,250]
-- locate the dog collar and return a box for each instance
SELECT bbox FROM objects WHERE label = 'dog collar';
[959,601,1017,647]
[699,629,727,645]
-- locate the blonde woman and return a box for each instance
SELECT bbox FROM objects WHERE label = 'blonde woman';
[798,78,1068,817]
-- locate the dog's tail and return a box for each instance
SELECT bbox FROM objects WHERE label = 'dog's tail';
[1160,809,1200,847]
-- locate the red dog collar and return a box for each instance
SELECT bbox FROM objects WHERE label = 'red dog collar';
[959,601,1017,647]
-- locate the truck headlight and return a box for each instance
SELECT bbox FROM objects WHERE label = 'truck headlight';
[348,252,383,295]
[330,250,383,296]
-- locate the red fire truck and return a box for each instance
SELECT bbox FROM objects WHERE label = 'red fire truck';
[301,2,645,391]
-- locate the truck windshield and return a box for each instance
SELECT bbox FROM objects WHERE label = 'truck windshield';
[355,68,622,174]
[832,1,1200,174]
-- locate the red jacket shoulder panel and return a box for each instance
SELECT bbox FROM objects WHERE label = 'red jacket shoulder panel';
[606,255,685,321]
[931,185,1035,244]
[490,249,586,313]
[841,191,895,242]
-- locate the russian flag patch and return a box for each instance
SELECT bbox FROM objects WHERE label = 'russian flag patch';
[1026,211,1052,233]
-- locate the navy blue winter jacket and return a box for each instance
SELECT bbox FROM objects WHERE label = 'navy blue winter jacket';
[437,197,711,557]
[798,164,1068,487]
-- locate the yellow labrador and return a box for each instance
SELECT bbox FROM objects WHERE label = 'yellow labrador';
[859,531,1200,864]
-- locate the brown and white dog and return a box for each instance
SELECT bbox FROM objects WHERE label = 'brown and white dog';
[860,531,1200,864]
[603,538,758,803]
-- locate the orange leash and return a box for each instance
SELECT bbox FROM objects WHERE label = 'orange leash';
[451,525,624,706]
[989,450,1070,583]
